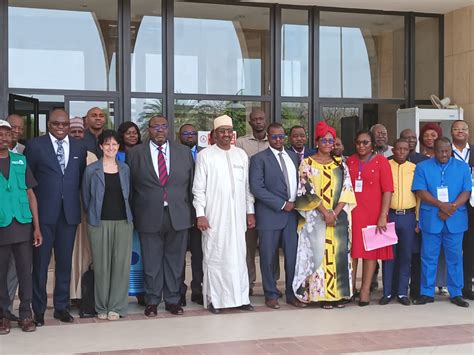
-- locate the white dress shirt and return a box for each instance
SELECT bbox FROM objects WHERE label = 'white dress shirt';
[150,140,170,206]
[452,143,470,164]
[49,133,69,168]
[269,146,297,203]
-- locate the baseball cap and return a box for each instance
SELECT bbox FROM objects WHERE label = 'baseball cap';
[0,120,12,129]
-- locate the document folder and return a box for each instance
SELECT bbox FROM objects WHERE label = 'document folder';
[362,222,398,251]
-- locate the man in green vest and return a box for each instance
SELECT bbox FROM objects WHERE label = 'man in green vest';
[0,119,42,335]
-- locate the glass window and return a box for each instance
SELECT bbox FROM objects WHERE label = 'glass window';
[68,101,115,129]
[174,1,270,95]
[174,100,269,138]
[281,9,308,97]
[415,17,439,99]
[320,12,405,99]
[131,0,162,93]
[8,1,118,91]
[131,98,163,137]
[281,102,309,132]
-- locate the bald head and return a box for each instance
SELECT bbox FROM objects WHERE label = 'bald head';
[248,108,267,134]
[86,107,106,135]
[399,128,418,152]
[6,114,25,147]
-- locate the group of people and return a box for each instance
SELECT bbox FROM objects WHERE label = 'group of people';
[0,106,472,336]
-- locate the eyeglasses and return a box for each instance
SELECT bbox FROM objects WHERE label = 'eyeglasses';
[356,140,371,146]
[181,131,197,137]
[271,134,286,140]
[319,138,335,145]
[452,128,468,132]
[49,121,70,128]
[216,128,233,134]
[149,124,169,131]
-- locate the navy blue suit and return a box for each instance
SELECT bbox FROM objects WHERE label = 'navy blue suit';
[26,135,87,314]
[249,148,299,301]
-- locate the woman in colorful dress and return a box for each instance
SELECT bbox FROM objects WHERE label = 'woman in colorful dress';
[293,122,357,309]
[347,130,394,306]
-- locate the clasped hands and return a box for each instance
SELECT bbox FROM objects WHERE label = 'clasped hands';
[437,202,457,221]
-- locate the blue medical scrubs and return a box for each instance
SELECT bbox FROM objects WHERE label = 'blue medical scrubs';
[412,157,471,298]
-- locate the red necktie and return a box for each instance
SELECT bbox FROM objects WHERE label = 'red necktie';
[158,146,168,201]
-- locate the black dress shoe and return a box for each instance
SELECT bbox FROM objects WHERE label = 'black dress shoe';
[239,304,254,311]
[144,305,158,317]
[462,290,474,300]
[34,313,45,327]
[208,303,220,314]
[397,296,411,306]
[413,295,434,305]
[450,296,470,308]
[165,303,184,315]
[180,294,187,307]
[5,311,19,322]
[379,296,392,305]
[191,293,204,305]
[53,310,74,323]
[358,301,370,307]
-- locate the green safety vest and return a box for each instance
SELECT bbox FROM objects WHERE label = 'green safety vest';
[0,152,32,227]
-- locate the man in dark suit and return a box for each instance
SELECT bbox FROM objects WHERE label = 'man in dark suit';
[26,109,87,325]
[288,125,316,163]
[250,123,306,310]
[178,123,203,306]
[127,116,194,316]
[451,120,474,300]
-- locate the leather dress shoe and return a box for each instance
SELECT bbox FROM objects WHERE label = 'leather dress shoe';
[265,299,280,309]
[379,296,392,305]
[462,290,474,300]
[358,301,370,307]
[191,293,204,305]
[5,311,19,322]
[18,318,36,332]
[287,298,307,308]
[165,303,184,315]
[413,295,434,305]
[450,296,470,308]
[34,313,45,327]
[397,296,411,306]
[144,305,158,317]
[0,318,11,335]
[239,304,254,311]
[208,303,220,314]
[180,294,187,307]
[54,310,74,323]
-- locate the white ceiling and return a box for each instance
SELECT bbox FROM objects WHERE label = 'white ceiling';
[240,0,474,14]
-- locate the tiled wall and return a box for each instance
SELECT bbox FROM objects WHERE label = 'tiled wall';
[444,5,474,136]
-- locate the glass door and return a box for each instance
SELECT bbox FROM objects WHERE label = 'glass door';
[319,104,363,156]
[8,94,40,138]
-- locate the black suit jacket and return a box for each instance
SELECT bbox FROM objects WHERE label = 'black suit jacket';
[25,135,87,225]
[127,140,195,233]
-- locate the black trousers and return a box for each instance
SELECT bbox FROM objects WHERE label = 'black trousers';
[139,207,188,306]
[0,240,33,320]
[180,226,203,296]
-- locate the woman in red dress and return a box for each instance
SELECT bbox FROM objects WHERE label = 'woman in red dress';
[347,130,393,306]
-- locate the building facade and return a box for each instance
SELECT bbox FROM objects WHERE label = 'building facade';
[0,0,446,150]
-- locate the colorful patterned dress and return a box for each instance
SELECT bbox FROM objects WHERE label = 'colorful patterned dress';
[292,156,356,303]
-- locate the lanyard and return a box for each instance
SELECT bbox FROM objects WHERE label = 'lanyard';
[438,159,451,186]
[453,149,470,163]
[357,154,372,180]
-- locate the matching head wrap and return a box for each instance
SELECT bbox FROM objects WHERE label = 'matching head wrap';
[315,121,336,140]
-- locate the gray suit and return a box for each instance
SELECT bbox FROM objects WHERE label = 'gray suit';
[126,140,194,305]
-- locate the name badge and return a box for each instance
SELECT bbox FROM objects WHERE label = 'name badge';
[437,186,449,203]
[355,179,363,192]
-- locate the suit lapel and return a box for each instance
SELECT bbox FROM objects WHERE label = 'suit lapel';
[143,141,161,185]
[267,148,286,186]
[43,135,62,174]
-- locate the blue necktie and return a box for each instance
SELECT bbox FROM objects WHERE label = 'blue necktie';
[56,140,65,174]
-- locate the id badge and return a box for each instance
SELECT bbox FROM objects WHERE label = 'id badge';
[355,179,363,192]
[437,186,449,203]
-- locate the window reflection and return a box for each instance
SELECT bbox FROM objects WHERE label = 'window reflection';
[131,0,162,93]
[131,98,163,138]
[320,12,405,99]
[174,100,269,138]
[282,10,308,97]
[281,102,309,132]
[8,1,118,91]
[174,1,270,95]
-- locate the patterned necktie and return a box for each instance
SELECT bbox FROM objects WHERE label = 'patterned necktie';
[158,145,168,201]
[278,152,291,199]
[56,139,65,174]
